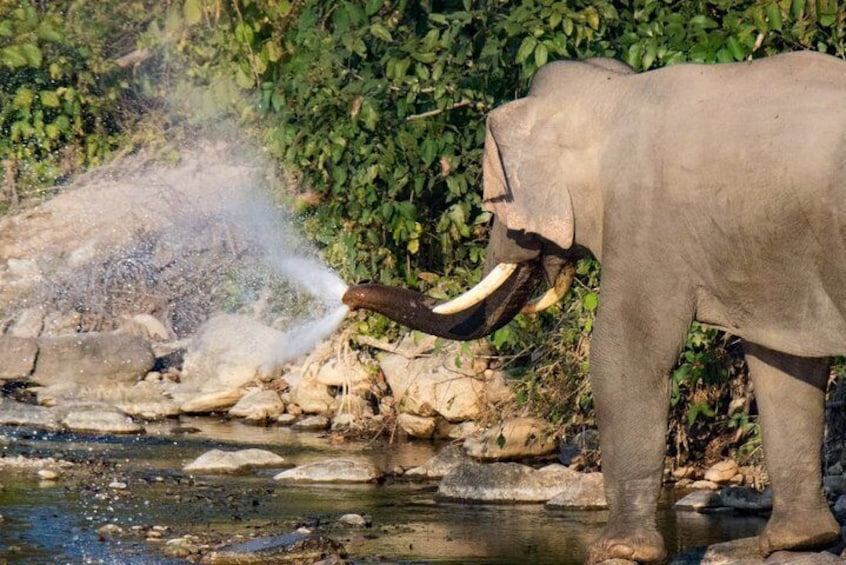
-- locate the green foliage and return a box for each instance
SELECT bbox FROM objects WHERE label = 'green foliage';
[0,1,160,208]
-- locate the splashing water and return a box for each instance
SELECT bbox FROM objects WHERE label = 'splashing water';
[230,191,350,363]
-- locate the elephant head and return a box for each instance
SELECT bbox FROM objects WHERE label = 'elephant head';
[343,84,593,339]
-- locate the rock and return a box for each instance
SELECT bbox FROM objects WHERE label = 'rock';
[276,414,297,426]
[200,532,345,565]
[314,355,372,393]
[180,314,286,392]
[37,469,59,481]
[178,388,246,414]
[823,474,846,496]
[109,481,128,489]
[183,448,285,474]
[97,524,124,538]
[719,486,772,512]
[118,399,181,420]
[689,480,720,491]
[437,462,581,503]
[331,412,357,430]
[405,445,470,480]
[766,551,845,564]
[379,348,503,421]
[671,536,843,564]
[397,413,437,439]
[545,472,607,509]
[228,389,285,422]
[558,429,600,466]
[0,398,60,430]
[32,332,155,387]
[673,490,724,512]
[288,375,334,414]
[274,459,382,483]
[0,336,38,379]
[704,459,740,484]
[118,314,173,342]
[447,421,480,440]
[338,513,369,527]
[464,417,556,460]
[59,403,144,434]
[832,494,846,519]
[7,307,44,338]
[163,537,200,558]
[291,415,329,431]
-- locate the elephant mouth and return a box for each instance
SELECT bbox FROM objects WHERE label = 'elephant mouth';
[342,261,574,341]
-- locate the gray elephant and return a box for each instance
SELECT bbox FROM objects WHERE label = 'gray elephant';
[343,51,846,562]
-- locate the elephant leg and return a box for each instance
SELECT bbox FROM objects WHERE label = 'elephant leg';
[586,281,692,564]
[744,342,841,555]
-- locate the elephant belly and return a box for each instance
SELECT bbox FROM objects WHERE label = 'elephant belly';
[694,280,846,358]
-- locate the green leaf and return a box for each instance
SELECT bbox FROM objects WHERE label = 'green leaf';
[183,0,203,26]
[1,46,28,68]
[516,36,537,63]
[370,22,393,42]
[534,42,548,67]
[765,3,783,31]
[22,43,42,68]
[726,36,744,61]
[40,91,60,107]
[583,292,599,312]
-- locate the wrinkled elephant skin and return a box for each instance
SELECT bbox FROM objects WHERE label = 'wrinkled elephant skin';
[349,52,846,563]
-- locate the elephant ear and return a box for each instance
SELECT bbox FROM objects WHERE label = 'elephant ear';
[482,98,575,251]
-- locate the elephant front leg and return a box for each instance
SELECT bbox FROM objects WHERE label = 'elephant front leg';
[744,343,842,555]
[586,285,692,564]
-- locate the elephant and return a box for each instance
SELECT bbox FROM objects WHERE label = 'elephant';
[342,50,846,563]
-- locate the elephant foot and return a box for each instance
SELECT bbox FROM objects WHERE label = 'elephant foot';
[759,507,842,555]
[587,524,666,564]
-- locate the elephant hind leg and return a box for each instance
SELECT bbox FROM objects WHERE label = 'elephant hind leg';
[744,342,842,555]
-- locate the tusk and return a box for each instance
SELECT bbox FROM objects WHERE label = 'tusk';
[432,263,519,315]
[521,265,575,314]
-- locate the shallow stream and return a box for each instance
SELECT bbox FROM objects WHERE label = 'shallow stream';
[0,419,765,564]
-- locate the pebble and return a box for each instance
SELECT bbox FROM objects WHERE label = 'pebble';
[37,469,59,481]
[338,513,369,527]
[109,481,128,489]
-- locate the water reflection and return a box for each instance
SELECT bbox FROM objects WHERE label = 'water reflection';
[0,421,765,564]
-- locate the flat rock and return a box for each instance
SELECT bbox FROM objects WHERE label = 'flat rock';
[60,404,144,434]
[545,471,607,509]
[670,537,844,564]
[405,445,469,480]
[33,333,155,387]
[177,387,246,414]
[183,448,285,474]
[201,532,345,564]
[274,459,382,483]
[437,462,580,503]
[0,398,60,430]
[228,389,285,422]
[291,415,329,431]
[674,490,724,512]
[720,486,773,512]
[0,336,38,379]
[464,417,556,460]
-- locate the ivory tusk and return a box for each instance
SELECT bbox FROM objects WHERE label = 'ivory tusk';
[432,263,519,315]
[521,265,575,314]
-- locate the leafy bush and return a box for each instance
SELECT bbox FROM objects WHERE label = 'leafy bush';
[0,1,163,209]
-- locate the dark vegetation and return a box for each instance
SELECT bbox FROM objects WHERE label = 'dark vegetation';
[2,0,845,467]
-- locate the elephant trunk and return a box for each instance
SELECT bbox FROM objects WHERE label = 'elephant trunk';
[342,261,542,341]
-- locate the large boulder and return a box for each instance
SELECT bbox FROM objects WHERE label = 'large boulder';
[464,417,556,460]
[32,332,155,387]
[274,459,382,483]
[0,336,38,379]
[180,314,287,392]
[379,347,509,422]
[437,462,581,503]
[183,448,285,474]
